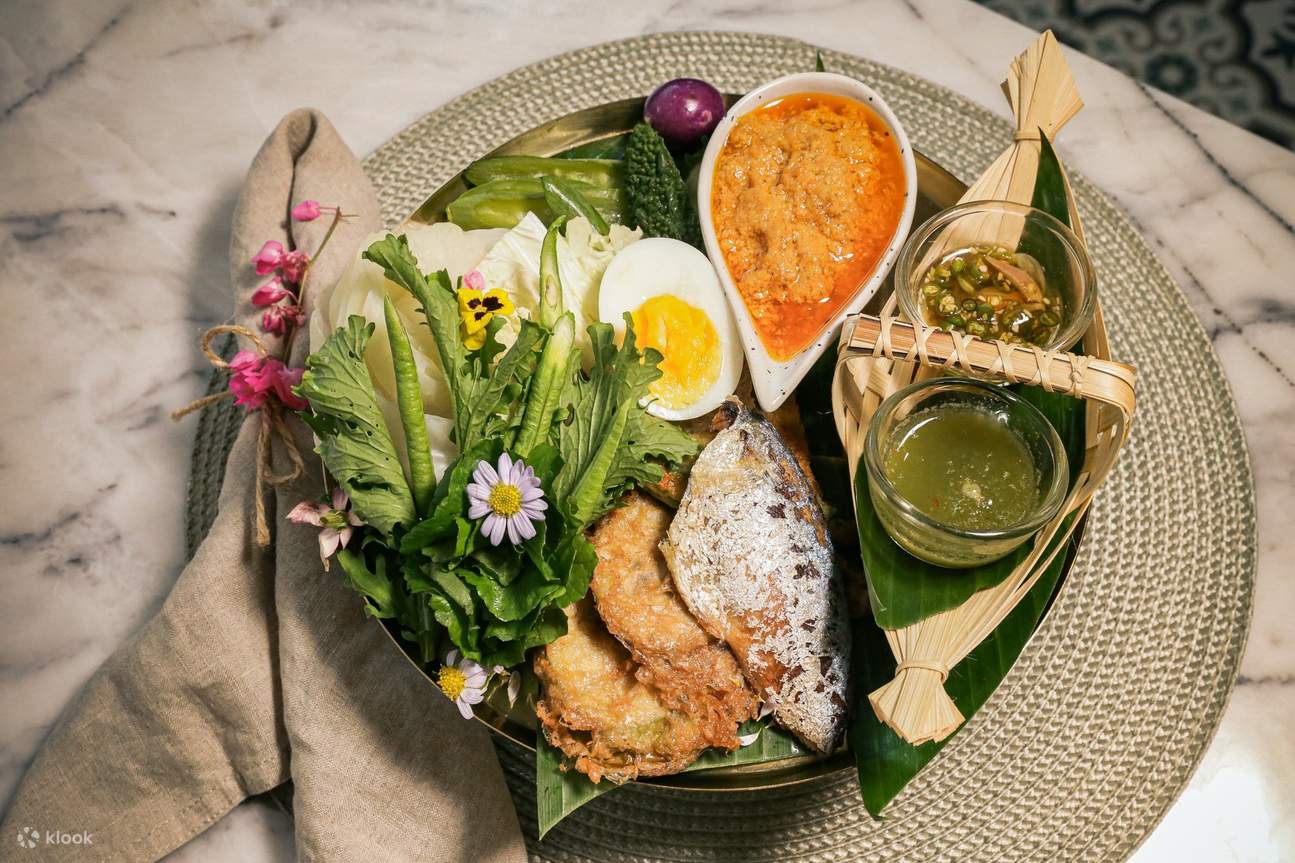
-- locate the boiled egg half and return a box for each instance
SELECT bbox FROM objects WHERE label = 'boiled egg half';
[598,237,743,420]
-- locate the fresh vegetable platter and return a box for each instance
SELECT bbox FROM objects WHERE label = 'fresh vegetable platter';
[395,95,973,791]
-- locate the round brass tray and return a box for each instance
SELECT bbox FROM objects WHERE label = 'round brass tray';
[377,96,1071,792]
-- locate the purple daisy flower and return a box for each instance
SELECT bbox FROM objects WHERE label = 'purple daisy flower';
[466,452,547,546]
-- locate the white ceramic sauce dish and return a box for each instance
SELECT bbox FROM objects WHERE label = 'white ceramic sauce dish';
[697,72,918,411]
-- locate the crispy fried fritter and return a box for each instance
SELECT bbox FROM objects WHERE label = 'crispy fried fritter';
[589,493,757,748]
[534,600,712,784]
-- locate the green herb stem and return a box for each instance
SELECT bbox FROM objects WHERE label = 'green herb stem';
[515,312,575,458]
[383,296,437,514]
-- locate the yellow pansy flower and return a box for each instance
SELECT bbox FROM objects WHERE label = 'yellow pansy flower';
[456,270,514,351]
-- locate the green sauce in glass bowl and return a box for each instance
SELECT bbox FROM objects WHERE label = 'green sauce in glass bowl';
[882,403,1041,532]
[863,377,1069,568]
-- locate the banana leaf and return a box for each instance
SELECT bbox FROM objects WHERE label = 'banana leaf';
[536,736,612,839]
[535,720,807,838]
[1031,132,1070,228]
[685,722,807,771]
[851,530,1072,816]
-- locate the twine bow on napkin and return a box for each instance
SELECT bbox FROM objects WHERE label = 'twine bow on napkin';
[0,109,528,863]
[170,324,307,547]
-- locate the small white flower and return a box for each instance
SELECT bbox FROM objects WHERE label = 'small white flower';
[466,452,547,546]
[287,486,363,567]
[438,649,488,719]
[492,665,524,708]
[507,671,522,707]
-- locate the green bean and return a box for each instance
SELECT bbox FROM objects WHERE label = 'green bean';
[542,176,610,235]
[446,188,551,230]
[465,156,623,188]
[537,217,567,329]
[383,296,436,514]
[446,178,623,230]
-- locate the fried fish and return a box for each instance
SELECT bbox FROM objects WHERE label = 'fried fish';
[533,599,713,783]
[660,398,851,753]
[647,380,820,507]
[589,492,758,747]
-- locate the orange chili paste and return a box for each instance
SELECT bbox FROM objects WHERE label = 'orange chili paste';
[711,92,906,361]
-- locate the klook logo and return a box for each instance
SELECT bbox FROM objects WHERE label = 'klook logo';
[13,827,94,849]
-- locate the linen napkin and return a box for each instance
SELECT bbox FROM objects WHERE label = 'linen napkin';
[0,110,529,863]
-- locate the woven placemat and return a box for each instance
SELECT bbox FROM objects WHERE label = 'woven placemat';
[185,31,1256,862]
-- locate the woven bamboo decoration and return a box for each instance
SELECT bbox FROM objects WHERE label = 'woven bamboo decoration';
[832,31,1136,745]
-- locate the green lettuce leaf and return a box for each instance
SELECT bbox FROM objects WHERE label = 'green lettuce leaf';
[462,566,562,623]
[553,318,699,526]
[334,547,397,619]
[401,438,502,553]
[423,566,480,656]
[297,316,416,538]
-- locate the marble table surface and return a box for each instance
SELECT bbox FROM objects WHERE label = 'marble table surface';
[1,1,1290,860]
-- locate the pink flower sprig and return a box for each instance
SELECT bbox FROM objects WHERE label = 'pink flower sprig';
[228,350,308,411]
[260,303,307,336]
[251,276,292,306]
[291,200,344,222]
[288,486,362,565]
[249,202,354,341]
[252,242,311,285]
[253,241,286,276]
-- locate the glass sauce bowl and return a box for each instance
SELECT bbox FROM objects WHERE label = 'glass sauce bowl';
[863,378,1069,568]
[893,200,1096,352]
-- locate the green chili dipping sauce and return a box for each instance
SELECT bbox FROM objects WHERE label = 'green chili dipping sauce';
[881,404,1040,531]
[920,244,1064,345]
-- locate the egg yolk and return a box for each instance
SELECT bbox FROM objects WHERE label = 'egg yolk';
[630,294,722,410]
